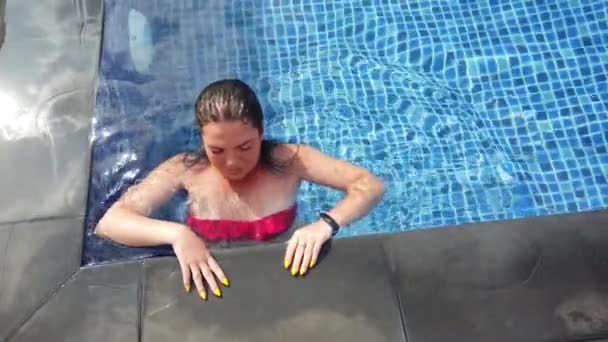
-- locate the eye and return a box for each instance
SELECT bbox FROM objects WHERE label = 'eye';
[238,145,251,151]
[210,148,223,154]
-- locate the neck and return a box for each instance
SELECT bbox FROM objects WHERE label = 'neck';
[222,163,262,189]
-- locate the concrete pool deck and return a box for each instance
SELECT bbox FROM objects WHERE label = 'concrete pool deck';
[3,208,608,342]
[1,0,608,341]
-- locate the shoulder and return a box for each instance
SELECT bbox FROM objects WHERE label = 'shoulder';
[272,143,340,172]
[271,143,320,163]
[154,152,207,178]
[158,152,188,171]
[273,143,379,190]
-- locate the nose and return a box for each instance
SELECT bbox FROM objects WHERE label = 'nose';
[225,152,238,168]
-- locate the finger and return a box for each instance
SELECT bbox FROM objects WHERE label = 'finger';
[207,256,229,287]
[284,236,298,270]
[310,241,322,268]
[291,241,306,276]
[300,241,314,276]
[201,263,222,297]
[179,260,192,293]
[190,264,207,300]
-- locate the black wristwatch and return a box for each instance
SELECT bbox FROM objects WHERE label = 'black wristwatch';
[320,212,340,237]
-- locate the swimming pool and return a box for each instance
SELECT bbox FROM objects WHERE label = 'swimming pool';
[84,0,608,265]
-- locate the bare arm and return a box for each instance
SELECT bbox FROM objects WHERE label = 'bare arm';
[282,143,386,274]
[94,153,190,247]
[289,144,386,228]
[97,154,229,297]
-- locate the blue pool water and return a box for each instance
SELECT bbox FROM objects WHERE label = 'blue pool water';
[84,0,608,265]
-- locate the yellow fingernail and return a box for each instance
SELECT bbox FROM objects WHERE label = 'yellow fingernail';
[284,260,291,269]
[309,260,315,268]
[185,284,191,293]
[199,291,207,300]
[300,268,306,276]
[213,288,222,297]
[291,267,298,276]
[222,277,230,286]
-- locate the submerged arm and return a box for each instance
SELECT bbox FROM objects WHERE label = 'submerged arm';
[95,154,189,247]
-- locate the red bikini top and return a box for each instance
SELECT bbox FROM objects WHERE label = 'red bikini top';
[185,203,297,242]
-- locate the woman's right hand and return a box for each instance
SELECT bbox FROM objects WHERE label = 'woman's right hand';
[172,227,229,300]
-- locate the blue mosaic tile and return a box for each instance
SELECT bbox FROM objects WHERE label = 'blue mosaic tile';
[84,0,608,264]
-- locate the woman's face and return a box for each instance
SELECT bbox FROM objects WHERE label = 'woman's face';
[201,120,263,181]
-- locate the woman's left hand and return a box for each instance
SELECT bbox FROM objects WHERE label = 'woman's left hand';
[284,221,332,276]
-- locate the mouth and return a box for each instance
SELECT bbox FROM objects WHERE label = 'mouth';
[226,168,243,176]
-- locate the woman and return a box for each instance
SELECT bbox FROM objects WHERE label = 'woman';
[95,79,385,300]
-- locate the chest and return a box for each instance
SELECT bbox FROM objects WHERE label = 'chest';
[182,169,300,220]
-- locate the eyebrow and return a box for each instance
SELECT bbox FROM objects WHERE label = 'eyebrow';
[238,139,253,147]
[208,139,253,149]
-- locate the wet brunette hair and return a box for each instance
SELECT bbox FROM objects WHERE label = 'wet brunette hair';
[184,79,294,172]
